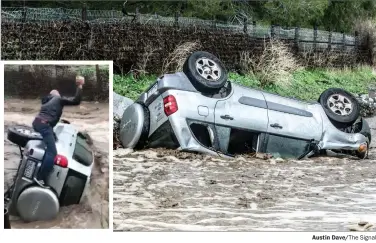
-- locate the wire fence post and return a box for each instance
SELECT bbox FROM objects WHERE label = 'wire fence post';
[354,31,359,50]
[354,30,359,64]
[212,17,216,29]
[313,25,318,51]
[243,17,247,34]
[328,30,332,51]
[294,27,300,51]
[174,11,179,28]
[366,34,372,65]
[340,31,346,65]
[135,7,140,23]
[276,24,280,38]
[252,21,256,37]
[22,7,27,22]
[342,32,346,52]
[82,4,87,21]
[271,25,275,38]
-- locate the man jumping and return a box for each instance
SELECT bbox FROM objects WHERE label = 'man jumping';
[32,76,85,186]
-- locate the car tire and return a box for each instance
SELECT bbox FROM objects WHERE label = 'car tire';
[7,126,43,147]
[60,175,86,206]
[183,51,228,93]
[319,88,360,128]
[134,104,150,150]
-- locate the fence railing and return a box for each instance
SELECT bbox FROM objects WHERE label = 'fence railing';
[2,6,359,52]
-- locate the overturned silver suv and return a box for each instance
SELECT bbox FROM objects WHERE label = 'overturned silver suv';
[4,120,94,223]
[120,51,371,160]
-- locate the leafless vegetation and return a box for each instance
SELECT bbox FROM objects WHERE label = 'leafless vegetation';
[134,46,157,76]
[240,39,301,88]
[162,41,202,74]
[299,49,356,68]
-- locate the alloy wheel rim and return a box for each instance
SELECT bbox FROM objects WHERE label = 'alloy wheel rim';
[16,128,40,137]
[327,94,353,116]
[195,58,221,81]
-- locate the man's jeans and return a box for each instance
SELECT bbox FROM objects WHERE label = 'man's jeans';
[32,119,57,181]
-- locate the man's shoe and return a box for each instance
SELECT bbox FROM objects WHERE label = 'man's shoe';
[33,178,50,189]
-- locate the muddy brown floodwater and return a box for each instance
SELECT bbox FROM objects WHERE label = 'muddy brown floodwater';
[4,99,109,229]
[113,117,376,232]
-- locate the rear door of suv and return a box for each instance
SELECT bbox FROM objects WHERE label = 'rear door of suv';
[214,85,269,154]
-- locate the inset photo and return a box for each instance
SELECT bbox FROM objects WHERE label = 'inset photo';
[3,61,111,229]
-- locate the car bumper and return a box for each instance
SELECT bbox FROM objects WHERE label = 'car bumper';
[319,118,370,151]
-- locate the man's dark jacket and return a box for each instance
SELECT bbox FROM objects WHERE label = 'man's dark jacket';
[36,88,82,128]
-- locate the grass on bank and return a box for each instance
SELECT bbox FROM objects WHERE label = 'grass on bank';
[114,66,376,101]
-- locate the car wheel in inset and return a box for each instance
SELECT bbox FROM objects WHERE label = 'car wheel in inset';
[183,51,228,93]
[7,126,43,147]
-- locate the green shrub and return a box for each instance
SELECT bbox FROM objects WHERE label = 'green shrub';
[113,74,157,100]
[114,66,376,101]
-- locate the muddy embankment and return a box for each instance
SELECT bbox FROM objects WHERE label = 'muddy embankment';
[113,92,376,231]
[4,99,109,229]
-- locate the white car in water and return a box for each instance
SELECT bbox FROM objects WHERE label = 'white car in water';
[4,119,94,223]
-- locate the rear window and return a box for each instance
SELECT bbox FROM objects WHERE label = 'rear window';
[73,135,93,166]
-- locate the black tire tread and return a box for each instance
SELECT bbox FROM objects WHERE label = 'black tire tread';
[7,126,43,147]
[319,88,360,128]
[183,51,228,94]
[134,104,150,150]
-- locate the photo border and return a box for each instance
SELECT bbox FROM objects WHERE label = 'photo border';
[1,60,114,230]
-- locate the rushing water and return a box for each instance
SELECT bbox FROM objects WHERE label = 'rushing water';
[4,99,109,229]
[113,118,376,232]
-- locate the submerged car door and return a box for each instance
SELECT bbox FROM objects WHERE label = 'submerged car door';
[214,85,269,153]
[262,92,323,141]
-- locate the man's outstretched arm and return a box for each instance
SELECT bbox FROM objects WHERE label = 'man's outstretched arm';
[60,85,83,106]
[61,76,84,106]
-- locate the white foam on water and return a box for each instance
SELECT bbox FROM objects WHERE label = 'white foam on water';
[115,219,226,231]
[114,133,376,232]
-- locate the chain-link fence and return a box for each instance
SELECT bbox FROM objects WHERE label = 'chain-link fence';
[2,7,357,50]
[2,7,369,71]
[2,7,126,22]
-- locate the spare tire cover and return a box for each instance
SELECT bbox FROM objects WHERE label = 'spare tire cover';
[120,103,145,148]
[17,186,59,222]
